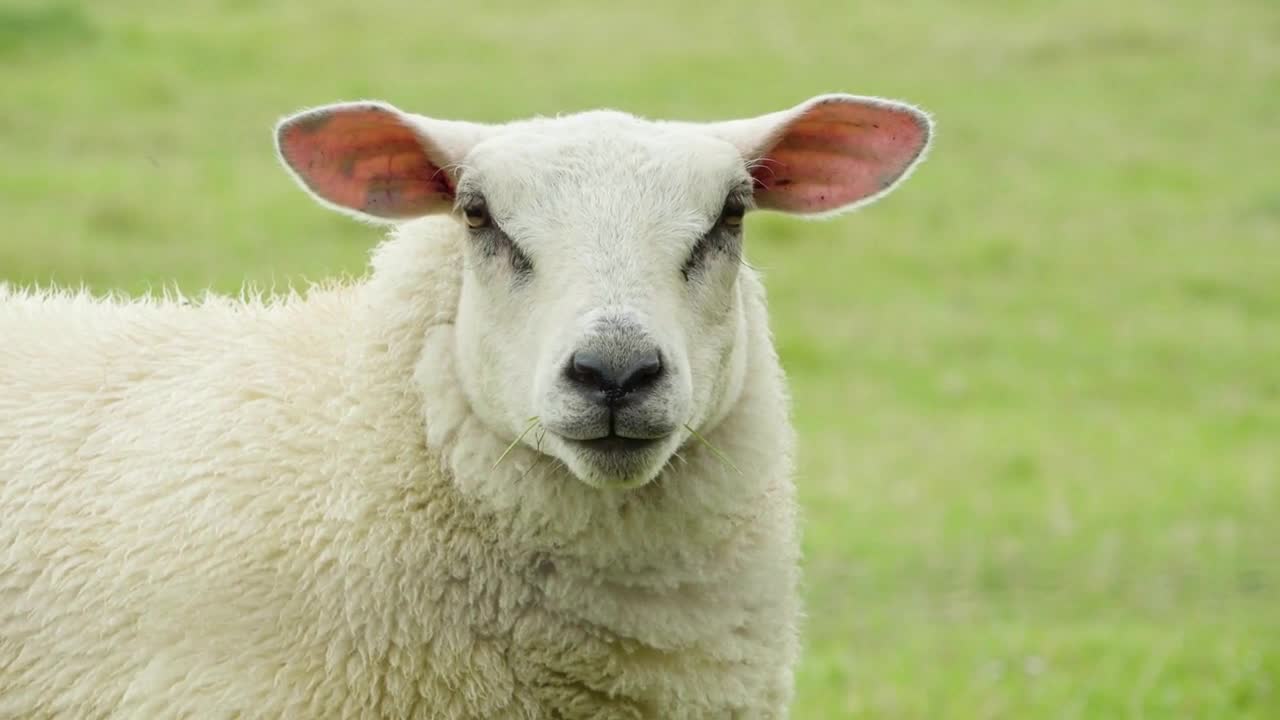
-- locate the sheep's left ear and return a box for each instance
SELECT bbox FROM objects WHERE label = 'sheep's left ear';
[710,94,933,216]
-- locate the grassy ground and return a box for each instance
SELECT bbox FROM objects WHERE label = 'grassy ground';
[3,0,1278,716]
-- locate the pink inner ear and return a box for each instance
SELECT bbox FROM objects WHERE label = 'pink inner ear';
[278,106,452,219]
[751,100,929,214]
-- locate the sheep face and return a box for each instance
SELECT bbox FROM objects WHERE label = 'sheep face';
[276,95,933,488]
[451,116,754,488]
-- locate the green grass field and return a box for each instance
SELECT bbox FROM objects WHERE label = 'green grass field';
[3,1,1278,716]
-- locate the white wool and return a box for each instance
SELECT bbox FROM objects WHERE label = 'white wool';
[1,94,932,718]
[0,219,799,719]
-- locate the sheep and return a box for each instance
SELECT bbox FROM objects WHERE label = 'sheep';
[0,93,932,719]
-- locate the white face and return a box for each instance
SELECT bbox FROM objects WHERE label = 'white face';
[452,115,753,487]
[275,93,933,489]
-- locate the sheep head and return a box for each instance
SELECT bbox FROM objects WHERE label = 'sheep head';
[276,95,932,488]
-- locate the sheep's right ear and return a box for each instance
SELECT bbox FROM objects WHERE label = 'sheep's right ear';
[275,102,489,223]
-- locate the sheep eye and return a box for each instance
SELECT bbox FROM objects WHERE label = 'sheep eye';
[720,200,745,229]
[682,196,747,281]
[463,203,491,229]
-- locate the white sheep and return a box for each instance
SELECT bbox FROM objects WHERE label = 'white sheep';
[0,93,932,718]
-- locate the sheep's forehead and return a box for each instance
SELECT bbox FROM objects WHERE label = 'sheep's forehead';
[463,111,748,225]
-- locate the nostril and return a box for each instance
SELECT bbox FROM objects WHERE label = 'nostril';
[567,351,611,390]
[619,351,663,393]
[565,349,664,397]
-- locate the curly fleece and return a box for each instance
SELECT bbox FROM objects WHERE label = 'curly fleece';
[0,217,800,719]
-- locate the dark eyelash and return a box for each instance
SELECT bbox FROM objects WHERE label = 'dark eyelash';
[509,243,533,276]
[681,224,740,281]
[457,193,533,279]
[682,199,745,281]
[681,236,713,281]
[472,226,534,278]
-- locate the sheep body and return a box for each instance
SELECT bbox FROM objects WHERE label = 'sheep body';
[0,218,800,719]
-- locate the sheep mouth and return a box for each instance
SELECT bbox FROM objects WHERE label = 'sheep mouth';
[563,434,664,455]
[550,431,679,488]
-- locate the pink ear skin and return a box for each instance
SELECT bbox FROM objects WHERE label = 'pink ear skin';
[276,104,454,220]
[750,98,931,215]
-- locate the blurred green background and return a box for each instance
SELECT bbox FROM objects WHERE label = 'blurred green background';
[3,0,1278,717]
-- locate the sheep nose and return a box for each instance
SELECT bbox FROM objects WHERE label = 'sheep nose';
[565,349,664,399]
